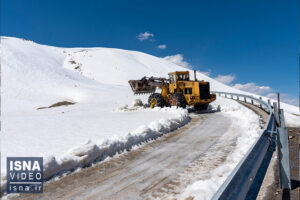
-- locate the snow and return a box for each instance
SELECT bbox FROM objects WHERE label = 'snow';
[179,97,262,200]
[1,37,299,196]
[40,107,189,181]
[1,37,190,193]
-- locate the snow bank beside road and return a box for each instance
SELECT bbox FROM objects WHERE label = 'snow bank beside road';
[1,107,189,194]
[43,107,189,180]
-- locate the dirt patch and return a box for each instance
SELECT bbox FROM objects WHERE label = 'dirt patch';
[37,101,76,110]
[287,127,300,199]
[69,60,76,64]
[73,63,83,73]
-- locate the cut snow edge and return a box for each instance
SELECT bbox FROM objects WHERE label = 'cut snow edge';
[1,107,189,195]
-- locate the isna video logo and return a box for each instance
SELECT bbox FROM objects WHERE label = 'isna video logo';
[7,157,43,193]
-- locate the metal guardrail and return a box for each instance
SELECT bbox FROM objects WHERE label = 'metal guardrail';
[211,91,291,200]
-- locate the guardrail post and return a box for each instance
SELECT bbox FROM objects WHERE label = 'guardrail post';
[277,109,291,189]
[268,99,271,105]
[259,97,262,108]
[225,94,227,98]
[237,96,239,101]
[244,97,246,102]
[231,95,233,99]
[273,102,279,125]
[251,99,254,105]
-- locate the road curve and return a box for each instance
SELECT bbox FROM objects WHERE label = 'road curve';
[11,111,232,200]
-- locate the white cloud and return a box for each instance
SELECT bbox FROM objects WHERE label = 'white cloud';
[215,74,235,85]
[265,93,277,99]
[157,44,167,49]
[137,31,154,41]
[226,81,298,106]
[233,82,272,95]
[281,98,298,107]
[266,93,299,106]
[163,54,192,69]
[214,74,273,96]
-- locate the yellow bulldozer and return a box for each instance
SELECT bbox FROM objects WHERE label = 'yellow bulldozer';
[129,71,216,110]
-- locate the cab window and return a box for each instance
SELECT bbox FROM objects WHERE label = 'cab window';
[185,74,189,80]
[176,74,184,80]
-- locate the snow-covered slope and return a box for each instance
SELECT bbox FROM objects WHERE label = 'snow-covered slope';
[1,37,191,187]
[2,37,299,120]
[63,40,300,125]
[1,37,299,195]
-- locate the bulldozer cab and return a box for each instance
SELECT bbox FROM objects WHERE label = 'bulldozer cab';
[168,71,189,83]
[168,71,190,93]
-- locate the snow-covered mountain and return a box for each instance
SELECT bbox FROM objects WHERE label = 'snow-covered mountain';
[2,37,298,122]
[1,37,299,196]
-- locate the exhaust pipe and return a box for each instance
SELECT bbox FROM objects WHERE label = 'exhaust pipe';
[194,70,197,81]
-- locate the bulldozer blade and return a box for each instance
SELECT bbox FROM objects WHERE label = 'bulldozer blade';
[128,80,156,94]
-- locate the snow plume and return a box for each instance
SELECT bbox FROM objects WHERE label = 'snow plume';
[163,54,192,69]
[137,31,154,41]
[157,44,167,49]
[215,74,235,85]
[233,82,272,95]
[198,70,211,77]
[163,54,210,76]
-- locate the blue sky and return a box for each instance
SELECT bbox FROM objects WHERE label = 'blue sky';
[1,0,299,105]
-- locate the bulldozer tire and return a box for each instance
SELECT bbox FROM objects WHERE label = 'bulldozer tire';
[148,93,165,108]
[170,93,187,108]
[194,104,209,110]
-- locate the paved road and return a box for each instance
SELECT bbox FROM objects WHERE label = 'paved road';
[10,112,232,200]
